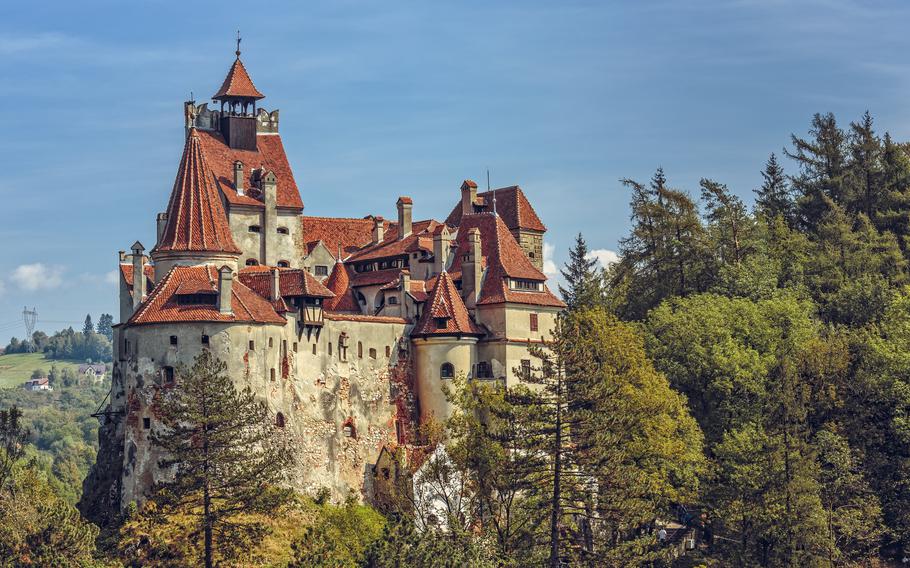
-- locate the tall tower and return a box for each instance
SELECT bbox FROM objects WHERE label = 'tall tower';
[212,35,265,151]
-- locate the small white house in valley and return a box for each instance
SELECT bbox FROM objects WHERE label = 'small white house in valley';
[24,377,52,391]
[78,364,107,382]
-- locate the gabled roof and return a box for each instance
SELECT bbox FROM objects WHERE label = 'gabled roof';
[413,271,482,336]
[324,261,360,312]
[445,186,546,233]
[196,129,303,210]
[213,57,265,100]
[120,264,156,293]
[347,219,442,263]
[237,267,334,299]
[300,216,376,259]
[128,266,285,326]
[451,214,564,308]
[154,129,241,255]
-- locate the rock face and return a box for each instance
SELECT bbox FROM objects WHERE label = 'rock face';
[78,413,124,527]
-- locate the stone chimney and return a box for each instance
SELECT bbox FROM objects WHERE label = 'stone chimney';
[118,250,126,262]
[396,197,412,240]
[432,225,451,275]
[461,180,478,216]
[218,266,234,315]
[462,228,482,310]
[400,269,411,317]
[372,216,385,244]
[131,241,146,310]
[262,171,278,266]
[233,161,245,196]
[270,267,281,301]
[156,213,168,245]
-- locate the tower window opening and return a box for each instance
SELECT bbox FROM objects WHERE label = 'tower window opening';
[358,341,363,359]
[440,362,454,380]
[201,334,210,346]
[248,225,261,233]
[277,227,289,235]
[249,340,255,350]
[312,343,317,355]
[143,417,151,430]
[275,412,286,428]
[163,366,175,384]
[369,348,376,359]
[169,335,178,346]
[270,368,276,381]
[246,259,259,266]
[277,260,290,268]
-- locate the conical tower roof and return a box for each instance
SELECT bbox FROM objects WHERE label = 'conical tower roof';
[324,259,359,312]
[154,129,241,255]
[213,57,265,100]
[413,271,482,336]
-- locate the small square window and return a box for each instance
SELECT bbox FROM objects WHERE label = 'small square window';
[164,366,175,383]
[143,417,151,430]
[201,335,210,345]
[369,348,377,359]
[385,346,391,358]
[293,342,298,352]
[169,335,178,346]
[315,265,328,276]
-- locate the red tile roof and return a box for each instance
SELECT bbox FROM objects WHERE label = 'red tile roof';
[324,261,361,312]
[237,267,334,299]
[154,129,241,255]
[413,271,483,336]
[300,216,376,258]
[128,266,285,326]
[350,268,404,288]
[120,264,156,293]
[347,220,441,263]
[445,186,546,232]
[213,57,265,100]
[452,214,564,308]
[196,129,303,210]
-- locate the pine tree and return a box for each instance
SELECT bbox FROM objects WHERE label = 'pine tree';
[559,233,601,311]
[82,314,93,337]
[701,178,750,266]
[754,153,794,223]
[0,406,29,491]
[96,313,114,341]
[786,113,849,233]
[151,350,296,568]
[847,111,884,220]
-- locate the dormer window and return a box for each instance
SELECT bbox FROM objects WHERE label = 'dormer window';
[277,260,290,268]
[511,279,542,292]
[248,225,261,233]
[245,259,259,266]
[177,293,217,306]
[315,265,328,276]
[435,317,448,330]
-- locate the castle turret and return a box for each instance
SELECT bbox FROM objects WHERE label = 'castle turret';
[212,40,264,151]
[151,128,241,280]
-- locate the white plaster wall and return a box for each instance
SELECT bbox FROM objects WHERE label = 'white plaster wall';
[412,336,476,425]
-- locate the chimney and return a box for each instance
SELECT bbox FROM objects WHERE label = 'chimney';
[270,267,281,301]
[156,213,168,245]
[118,250,126,262]
[396,197,412,240]
[462,228,482,309]
[372,216,385,244]
[218,266,234,315]
[461,180,478,216]
[400,270,411,317]
[131,241,146,310]
[233,161,245,196]
[262,171,278,266]
[432,225,451,275]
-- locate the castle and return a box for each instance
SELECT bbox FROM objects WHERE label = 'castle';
[81,46,564,522]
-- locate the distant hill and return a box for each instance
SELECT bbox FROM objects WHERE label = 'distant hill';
[0,353,86,389]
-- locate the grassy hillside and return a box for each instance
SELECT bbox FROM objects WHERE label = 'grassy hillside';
[0,352,86,389]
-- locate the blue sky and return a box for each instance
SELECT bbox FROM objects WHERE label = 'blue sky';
[1,0,910,338]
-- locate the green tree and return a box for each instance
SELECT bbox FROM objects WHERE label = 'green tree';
[95,314,114,342]
[1,405,29,490]
[150,350,296,568]
[559,233,602,311]
[364,515,499,568]
[754,153,794,224]
[82,315,94,337]
[288,498,386,567]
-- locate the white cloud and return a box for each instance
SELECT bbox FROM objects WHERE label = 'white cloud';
[542,242,559,278]
[11,263,64,291]
[586,249,619,269]
[104,270,119,284]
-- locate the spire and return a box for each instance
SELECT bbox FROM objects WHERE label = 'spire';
[213,41,264,101]
[412,271,482,336]
[154,129,241,255]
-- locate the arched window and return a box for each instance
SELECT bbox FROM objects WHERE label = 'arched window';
[275,412,286,428]
[369,348,377,359]
[440,362,454,380]
[245,258,259,266]
[277,260,290,268]
[277,227,289,235]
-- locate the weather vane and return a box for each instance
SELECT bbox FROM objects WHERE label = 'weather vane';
[236,30,242,58]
